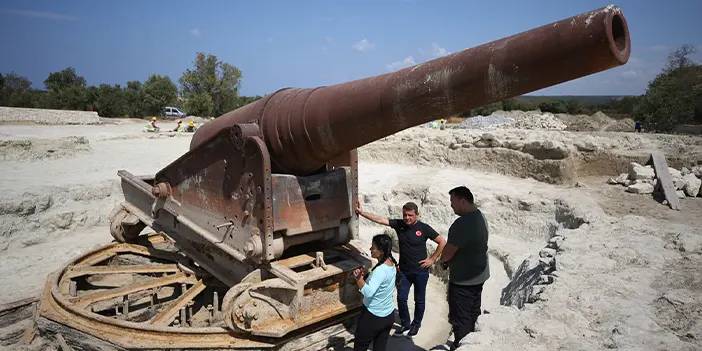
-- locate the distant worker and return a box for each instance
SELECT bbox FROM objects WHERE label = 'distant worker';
[440,118,447,130]
[144,117,160,133]
[186,120,197,132]
[172,120,183,132]
[634,121,642,133]
[356,202,446,338]
[439,186,489,350]
[352,234,397,351]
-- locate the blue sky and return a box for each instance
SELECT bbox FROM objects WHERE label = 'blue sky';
[1,1,700,97]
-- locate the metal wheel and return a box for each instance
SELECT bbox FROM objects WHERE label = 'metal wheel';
[52,233,226,329]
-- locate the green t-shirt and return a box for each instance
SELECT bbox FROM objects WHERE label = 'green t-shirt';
[447,209,489,285]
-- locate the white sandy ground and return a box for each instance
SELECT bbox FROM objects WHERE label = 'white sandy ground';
[0,118,701,350]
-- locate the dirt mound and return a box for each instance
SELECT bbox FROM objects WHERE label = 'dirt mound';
[0,107,101,125]
[360,127,702,185]
[557,111,635,132]
[0,137,90,161]
[460,110,567,130]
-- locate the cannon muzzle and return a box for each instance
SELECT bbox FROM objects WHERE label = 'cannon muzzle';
[192,5,630,175]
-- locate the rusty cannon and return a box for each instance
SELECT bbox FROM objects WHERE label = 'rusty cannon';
[38,6,629,349]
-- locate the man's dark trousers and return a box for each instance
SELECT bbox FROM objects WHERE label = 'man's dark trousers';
[397,270,429,328]
[448,282,483,350]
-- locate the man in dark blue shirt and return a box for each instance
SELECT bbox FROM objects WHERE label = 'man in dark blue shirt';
[356,201,446,338]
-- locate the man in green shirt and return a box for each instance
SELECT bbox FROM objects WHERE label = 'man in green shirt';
[439,186,489,350]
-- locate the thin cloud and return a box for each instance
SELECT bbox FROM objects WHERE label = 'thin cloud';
[189,28,201,37]
[352,39,374,52]
[0,8,77,21]
[620,70,638,79]
[386,56,416,71]
[648,45,669,52]
[431,43,450,57]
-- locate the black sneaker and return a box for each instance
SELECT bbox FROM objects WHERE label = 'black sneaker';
[392,324,410,337]
[406,324,420,338]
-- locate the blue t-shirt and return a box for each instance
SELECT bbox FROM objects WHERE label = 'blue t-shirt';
[360,263,396,317]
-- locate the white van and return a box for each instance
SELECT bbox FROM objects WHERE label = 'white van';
[163,106,186,118]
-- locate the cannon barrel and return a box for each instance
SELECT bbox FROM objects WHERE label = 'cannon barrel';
[192,5,630,175]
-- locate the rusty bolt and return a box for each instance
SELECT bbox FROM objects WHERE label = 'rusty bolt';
[152,182,171,198]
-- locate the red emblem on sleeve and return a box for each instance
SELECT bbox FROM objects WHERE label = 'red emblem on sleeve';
[416,230,422,237]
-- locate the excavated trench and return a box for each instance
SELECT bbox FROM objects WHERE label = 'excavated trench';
[355,162,592,349]
[2,124,698,350]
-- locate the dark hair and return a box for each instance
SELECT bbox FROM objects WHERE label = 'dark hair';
[402,202,419,214]
[370,234,398,272]
[449,186,474,204]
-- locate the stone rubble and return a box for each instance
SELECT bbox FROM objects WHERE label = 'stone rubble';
[459,110,568,130]
[608,161,702,199]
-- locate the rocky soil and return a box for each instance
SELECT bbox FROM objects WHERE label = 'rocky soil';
[0,109,700,351]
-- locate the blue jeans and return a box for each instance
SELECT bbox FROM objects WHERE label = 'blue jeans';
[397,270,429,328]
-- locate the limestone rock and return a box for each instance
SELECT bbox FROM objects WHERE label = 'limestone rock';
[539,248,556,258]
[504,140,524,151]
[692,166,702,178]
[547,236,565,250]
[668,167,682,178]
[615,173,629,185]
[574,139,598,152]
[676,190,686,199]
[474,133,501,148]
[538,275,554,284]
[673,176,686,190]
[522,140,570,160]
[626,182,654,194]
[500,256,551,308]
[682,173,701,197]
[628,162,654,181]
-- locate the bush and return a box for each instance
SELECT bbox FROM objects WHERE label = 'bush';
[142,75,178,116]
[538,100,567,113]
[633,45,702,131]
[94,84,128,117]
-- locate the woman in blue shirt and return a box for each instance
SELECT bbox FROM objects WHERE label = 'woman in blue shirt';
[352,234,397,351]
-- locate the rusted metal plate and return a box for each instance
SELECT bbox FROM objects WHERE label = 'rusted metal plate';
[271,168,353,235]
[156,124,274,261]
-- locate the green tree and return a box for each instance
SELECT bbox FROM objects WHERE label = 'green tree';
[231,95,262,110]
[142,74,178,116]
[94,84,128,117]
[124,81,145,117]
[634,45,702,131]
[0,72,35,107]
[665,44,696,72]
[565,100,584,114]
[538,100,567,113]
[180,52,242,116]
[43,67,88,110]
[184,93,214,117]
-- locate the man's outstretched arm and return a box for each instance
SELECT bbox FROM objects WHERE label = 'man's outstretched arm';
[355,202,390,226]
